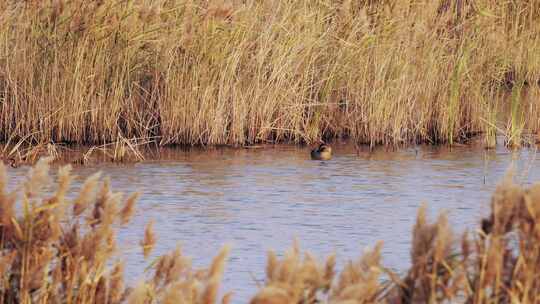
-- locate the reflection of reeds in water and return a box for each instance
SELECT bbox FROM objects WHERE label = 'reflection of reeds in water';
[1,0,540,148]
[1,136,151,166]
[3,159,540,303]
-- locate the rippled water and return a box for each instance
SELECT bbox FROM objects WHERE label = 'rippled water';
[4,143,540,302]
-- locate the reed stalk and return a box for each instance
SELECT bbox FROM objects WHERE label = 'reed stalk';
[0,0,538,149]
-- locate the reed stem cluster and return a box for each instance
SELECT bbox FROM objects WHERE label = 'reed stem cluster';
[1,0,539,148]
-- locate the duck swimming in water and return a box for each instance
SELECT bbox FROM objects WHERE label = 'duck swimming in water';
[310,143,332,160]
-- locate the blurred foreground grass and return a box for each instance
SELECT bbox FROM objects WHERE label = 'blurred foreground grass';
[2,159,540,303]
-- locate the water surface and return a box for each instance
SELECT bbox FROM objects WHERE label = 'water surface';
[4,143,540,302]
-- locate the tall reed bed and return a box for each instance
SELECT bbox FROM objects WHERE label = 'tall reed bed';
[0,0,539,148]
[3,159,540,303]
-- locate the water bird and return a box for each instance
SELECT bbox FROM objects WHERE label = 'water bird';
[310,143,332,160]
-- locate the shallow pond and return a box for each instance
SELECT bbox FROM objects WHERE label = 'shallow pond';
[4,143,540,302]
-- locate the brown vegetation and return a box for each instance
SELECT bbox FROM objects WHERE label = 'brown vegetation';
[3,159,540,303]
[1,0,539,152]
[250,176,540,303]
[0,158,230,304]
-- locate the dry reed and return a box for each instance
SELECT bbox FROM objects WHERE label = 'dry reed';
[0,158,231,304]
[3,159,540,303]
[1,0,539,150]
[250,175,540,303]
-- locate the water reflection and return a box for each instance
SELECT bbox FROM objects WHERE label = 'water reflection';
[3,143,539,302]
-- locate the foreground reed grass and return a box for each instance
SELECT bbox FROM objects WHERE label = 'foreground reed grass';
[0,158,230,303]
[1,0,539,149]
[250,177,540,303]
[3,159,540,303]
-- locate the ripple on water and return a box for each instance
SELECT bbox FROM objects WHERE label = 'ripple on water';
[2,143,539,302]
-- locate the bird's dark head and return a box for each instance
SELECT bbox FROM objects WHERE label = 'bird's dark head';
[318,144,331,153]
